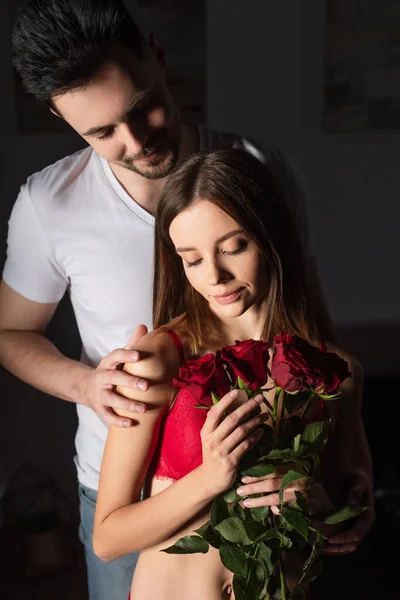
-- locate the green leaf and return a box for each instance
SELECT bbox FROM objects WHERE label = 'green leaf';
[219,542,249,577]
[243,520,267,543]
[276,531,293,549]
[237,376,251,391]
[222,486,242,503]
[214,517,253,545]
[161,535,209,554]
[211,391,220,405]
[250,505,270,523]
[259,526,280,542]
[323,504,369,525]
[192,404,211,409]
[279,470,309,504]
[295,491,309,516]
[194,521,221,549]
[317,390,341,401]
[232,574,262,600]
[280,506,309,540]
[258,542,274,576]
[242,463,276,478]
[300,421,329,451]
[210,495,230,527]
[229,502,246,522]
[311,452,320,477]
[297,533,325,588]
[293,434,301,452]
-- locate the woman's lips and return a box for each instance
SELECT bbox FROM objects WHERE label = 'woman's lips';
[212,288,243,305]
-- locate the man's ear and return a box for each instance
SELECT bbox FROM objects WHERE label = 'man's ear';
[148,33,166,72]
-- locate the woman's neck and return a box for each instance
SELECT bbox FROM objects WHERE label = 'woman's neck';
[212,304,267,348]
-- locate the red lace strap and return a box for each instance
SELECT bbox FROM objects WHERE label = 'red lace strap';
[161,328,185,366]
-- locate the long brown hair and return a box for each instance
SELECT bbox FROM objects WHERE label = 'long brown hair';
[153,149,316,354]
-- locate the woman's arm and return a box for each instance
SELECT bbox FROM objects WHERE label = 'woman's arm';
[93,333,267,562]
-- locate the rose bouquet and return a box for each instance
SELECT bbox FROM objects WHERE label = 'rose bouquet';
[163,334,367,600]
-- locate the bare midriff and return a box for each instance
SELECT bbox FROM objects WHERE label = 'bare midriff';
[129,477,235,600]
[129,477,304,600]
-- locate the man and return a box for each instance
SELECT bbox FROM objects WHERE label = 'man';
[1,0,373,598]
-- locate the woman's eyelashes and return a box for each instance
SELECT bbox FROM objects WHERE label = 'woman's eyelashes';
[185,241,248,268]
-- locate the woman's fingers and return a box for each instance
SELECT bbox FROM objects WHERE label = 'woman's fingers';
[239,478,310,508]
[202,390,264,440]
[221,410,269,454]
[229,428,265,464]
[237,474,309,498]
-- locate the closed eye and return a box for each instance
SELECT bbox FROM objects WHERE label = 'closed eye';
[222,242,248,256]
[185,258,202,268]
[97,127,115,141]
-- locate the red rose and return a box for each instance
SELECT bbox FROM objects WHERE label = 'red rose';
[220,339,270,391]
[172,353,231,403]
[271,333,351,394]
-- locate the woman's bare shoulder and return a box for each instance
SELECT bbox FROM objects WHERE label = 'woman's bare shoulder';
[123,329,182,382]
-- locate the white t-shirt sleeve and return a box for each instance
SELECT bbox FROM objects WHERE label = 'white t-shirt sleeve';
[2,185,68,303]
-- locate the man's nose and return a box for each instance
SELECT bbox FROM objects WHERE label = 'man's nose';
[120,121,148,156]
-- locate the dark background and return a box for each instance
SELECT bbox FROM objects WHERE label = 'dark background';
[1,0,400,598]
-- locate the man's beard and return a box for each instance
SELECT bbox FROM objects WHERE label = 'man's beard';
[117,141,180,180]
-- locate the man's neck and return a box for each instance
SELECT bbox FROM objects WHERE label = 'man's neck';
[109,123,199,216]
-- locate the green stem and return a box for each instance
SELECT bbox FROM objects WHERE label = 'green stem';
[279,558,287,600]
[246,543,259,588]
[272,387,281,422]
[279,390,286,436]
[299,391,314,420]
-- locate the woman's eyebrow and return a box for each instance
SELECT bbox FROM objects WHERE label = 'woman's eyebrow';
[175,229,244,253]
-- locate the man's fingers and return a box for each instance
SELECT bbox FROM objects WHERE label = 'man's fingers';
[323,542,358,555]
[101,406,133,428]
[328,509,375,545]
[98,368,148,392]
[109,395,146,415]
[103,348,142,369]
[124,324,148,350]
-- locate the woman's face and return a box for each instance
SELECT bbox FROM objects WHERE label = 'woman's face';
[169,199,268,321]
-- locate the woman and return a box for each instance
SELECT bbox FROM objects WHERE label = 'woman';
[93,150,361,599]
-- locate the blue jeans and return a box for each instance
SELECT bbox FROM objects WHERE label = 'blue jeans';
[78,483,139,600]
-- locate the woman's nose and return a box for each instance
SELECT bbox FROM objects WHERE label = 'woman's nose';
[207,259,231,286]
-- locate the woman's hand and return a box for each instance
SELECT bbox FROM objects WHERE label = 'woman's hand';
[236,465,311,514]
[236,467,335,516]
[198,389,268,497]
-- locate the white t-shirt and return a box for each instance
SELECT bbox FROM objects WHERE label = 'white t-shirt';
[3,126,313,491]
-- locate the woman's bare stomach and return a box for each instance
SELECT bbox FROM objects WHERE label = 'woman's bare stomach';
[130,477,234,600]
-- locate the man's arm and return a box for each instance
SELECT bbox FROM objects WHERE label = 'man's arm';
[305,260,375,551]
[0,280,148,426]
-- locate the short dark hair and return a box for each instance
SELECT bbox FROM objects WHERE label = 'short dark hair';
[12,0,147,104]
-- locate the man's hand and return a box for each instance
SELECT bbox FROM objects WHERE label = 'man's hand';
[80,325,149,427]
[323,470,375,554]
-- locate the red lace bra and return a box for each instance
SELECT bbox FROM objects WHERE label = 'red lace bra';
[150,330,328,482]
